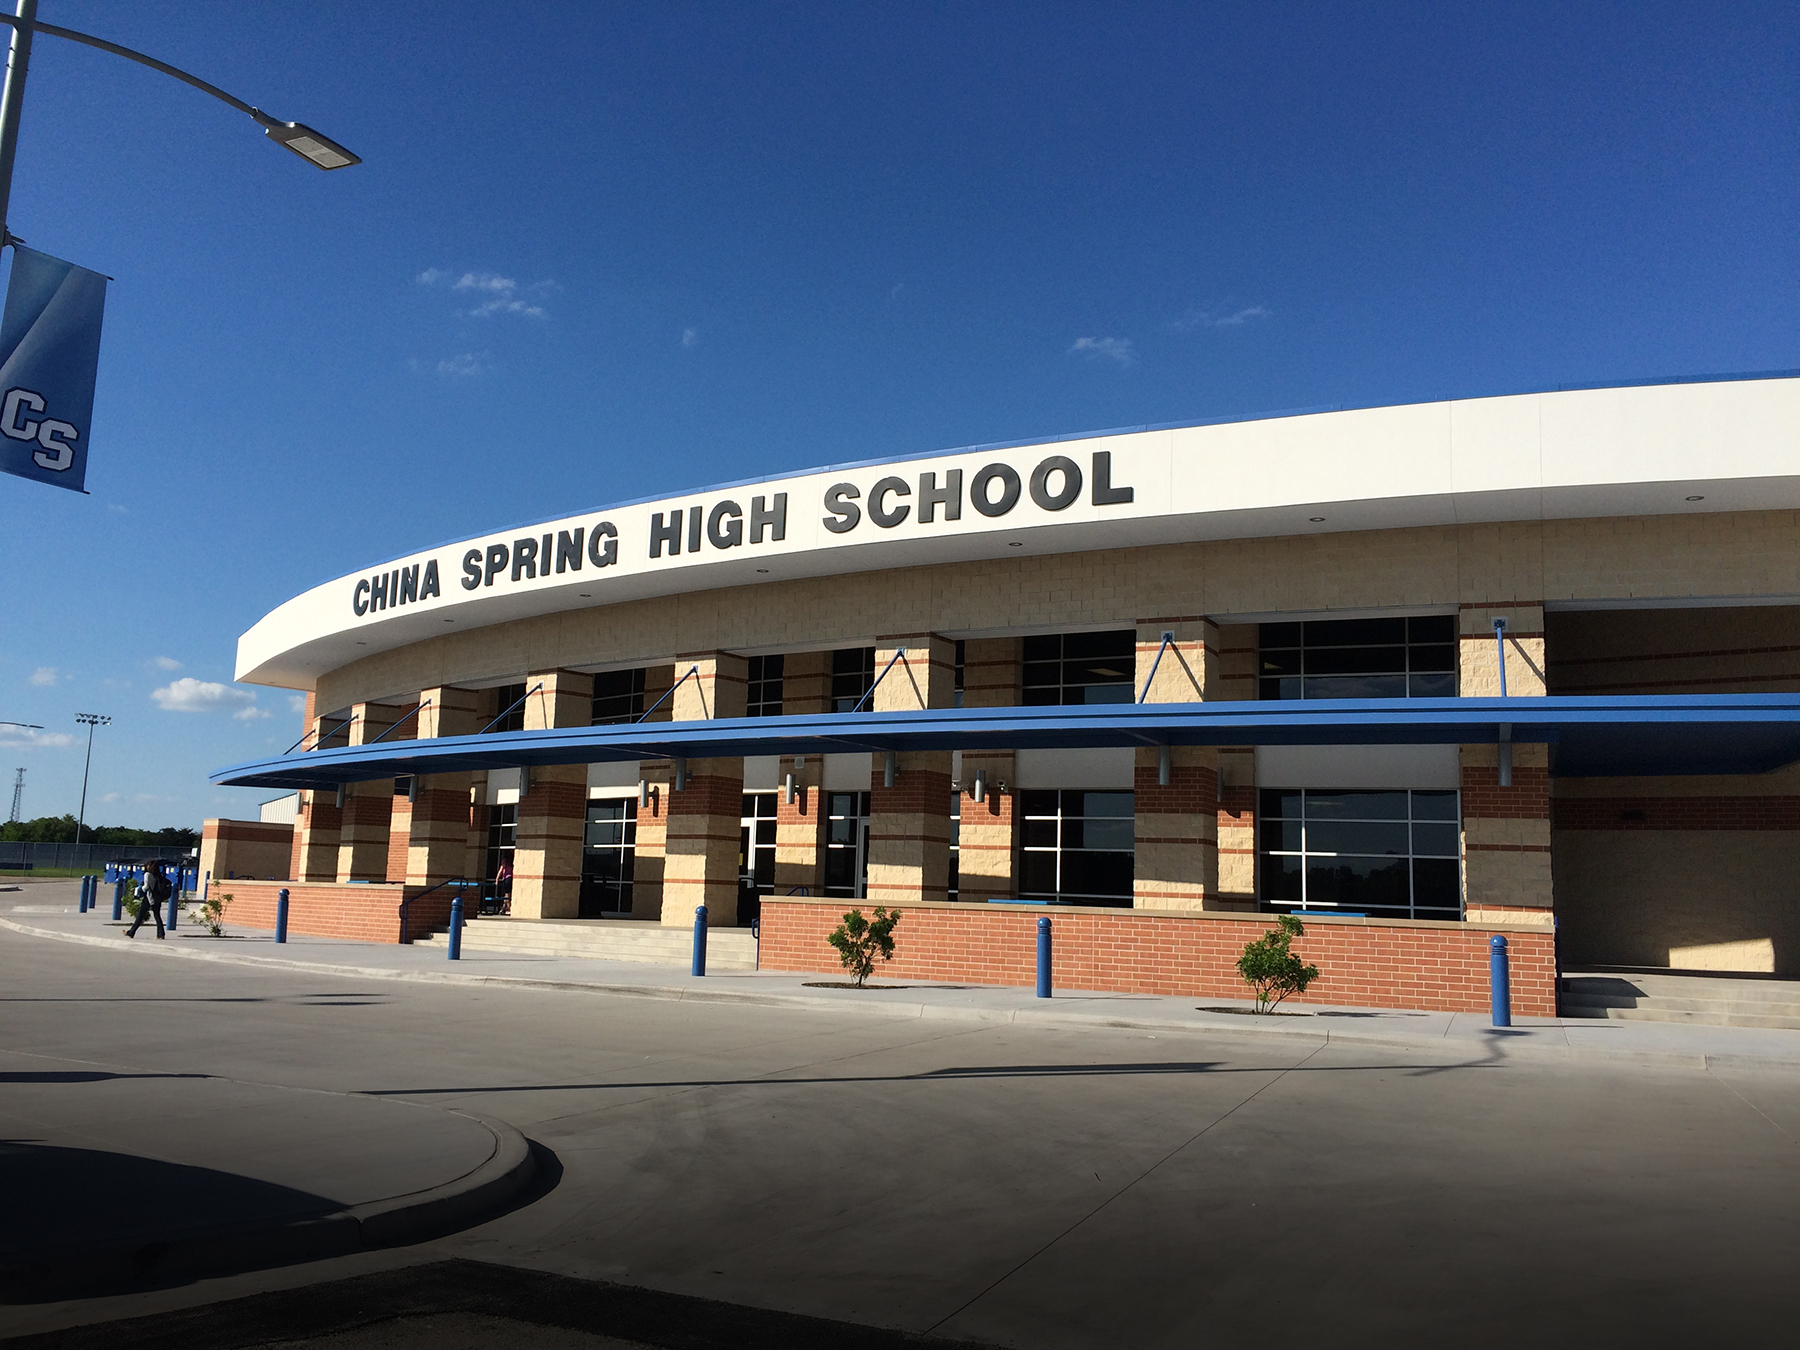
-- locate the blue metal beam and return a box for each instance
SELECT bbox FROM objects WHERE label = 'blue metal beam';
[211,694,1800,790]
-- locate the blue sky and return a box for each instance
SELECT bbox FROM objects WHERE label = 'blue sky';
[0,0,1794,830]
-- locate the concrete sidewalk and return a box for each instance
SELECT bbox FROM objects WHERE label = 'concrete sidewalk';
[6,882,1800,1073]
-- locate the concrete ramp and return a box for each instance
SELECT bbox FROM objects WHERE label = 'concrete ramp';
[414,917,758,971]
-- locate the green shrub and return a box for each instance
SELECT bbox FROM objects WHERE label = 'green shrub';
[827,907,901,987]
[1237,913,1320,1013]
[201,891,233,938]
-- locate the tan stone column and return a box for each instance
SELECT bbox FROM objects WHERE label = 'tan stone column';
[1132,620,1220,911]
[382,704,420,883]
[628,664,677,918]
[1212,624,1258,910]
[866,635,955,907]
[291,698,347,881]
[957,637,1018,902]
[406,687,481,887]
[773,652,828,896]
[511,670,594,920]
[1459,603,1553,925]
[336,704,404,882]
[662,652,748,926]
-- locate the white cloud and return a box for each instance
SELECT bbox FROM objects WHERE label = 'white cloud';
[29,666,55,686]
[416,269,549,318]
[1068,336,1135,366]
[102,791,121,803]
[436,352,484,378]
[288,694,308,714]
[1169,304,1269,332]
[152,656,182,672]
[152,677,260,716]
[681,327,699,349]
[106,503,128,516]
[234,705,271,721]
[0,726,73,748]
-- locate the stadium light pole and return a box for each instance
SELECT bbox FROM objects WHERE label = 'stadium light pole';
[0,0,359,247]
[73,712,107,846]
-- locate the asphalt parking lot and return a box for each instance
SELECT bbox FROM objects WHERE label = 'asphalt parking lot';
[3,906,1797,1347]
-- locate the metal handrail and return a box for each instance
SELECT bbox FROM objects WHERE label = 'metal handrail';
[850,647,907,713]
[636,665,701,723]
[479,682,544,736]
[398,875,477,943]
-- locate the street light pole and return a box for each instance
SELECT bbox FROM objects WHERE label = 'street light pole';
[0,0,36,245]
[0,0,357,245]
[73,711,107,846]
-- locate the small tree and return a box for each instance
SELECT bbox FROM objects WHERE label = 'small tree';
[827,907,901,987]
[1237,913,1320,1013]
[200,891,233,938]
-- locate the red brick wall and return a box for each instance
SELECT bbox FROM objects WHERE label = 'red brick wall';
[202,880,457,944]
[759,899,1556,1017]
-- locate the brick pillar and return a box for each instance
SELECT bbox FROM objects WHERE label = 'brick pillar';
[512,670,594,920]
[336,703,404,882]
[866,635,955,907]
[957,636,1018,902]
[662,652,747,926]
[773,652,828,896]
[1213,623,1258,910]
[626,664,677,917]
[380,704,420,883]
[406,686,481,887]
[1132,620,1220,911]
[1459,602,1553,925]
[291,699,347,881]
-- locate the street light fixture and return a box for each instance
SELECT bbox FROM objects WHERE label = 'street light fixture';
[73,712,108,847]
[0,0,359,246]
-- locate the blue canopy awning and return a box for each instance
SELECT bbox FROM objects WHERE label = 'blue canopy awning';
[210,694,1800,790]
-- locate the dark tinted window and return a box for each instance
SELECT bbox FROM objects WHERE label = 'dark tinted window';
[747,654,784,717]
[1022,630,1136,706]
[1258,616,1457,700]
[592,668,646,725]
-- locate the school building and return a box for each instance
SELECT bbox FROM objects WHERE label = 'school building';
[208,373,1800,1016]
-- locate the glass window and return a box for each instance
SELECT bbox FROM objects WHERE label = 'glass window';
[747,654,784,717]
[484,803,516,883]
[1021,631,1136,706]
[1017,789,1134,906]
[948,791,960,899]
[591,668,646,725]
[1257,788,1462,921]
[1257,615,1456,700]
[823,791,870,896]
[954,640,965,709]
[580,800,636,917]
[486,683,527,734]
[831,648,876,714]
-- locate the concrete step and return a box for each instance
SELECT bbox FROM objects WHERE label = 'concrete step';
[413,918,758,971]
[1560,971,1800,1030]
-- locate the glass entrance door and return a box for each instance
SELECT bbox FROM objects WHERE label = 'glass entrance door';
[739,792,777,926]
[580,799,636,918]
[823,791,870,899]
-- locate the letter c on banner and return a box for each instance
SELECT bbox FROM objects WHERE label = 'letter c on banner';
[2,388,45,442]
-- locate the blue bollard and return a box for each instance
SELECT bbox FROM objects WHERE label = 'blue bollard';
[692,904,708,977]
[1490,933,1511,1027]
[77,875,87,912]
[112,878,124,921]
[1036,916,1052,998]
[447,896,464,961]
[275,888,290,944]
[166,880,178,932]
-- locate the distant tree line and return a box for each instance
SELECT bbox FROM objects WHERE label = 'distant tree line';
[1,815,199,848]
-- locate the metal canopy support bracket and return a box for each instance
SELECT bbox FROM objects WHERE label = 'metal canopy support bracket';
[1493,617,1508,700]
[1138,632,1176,704]
[852,647,908,714]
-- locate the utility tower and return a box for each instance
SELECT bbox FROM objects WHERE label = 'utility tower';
[8,767,22,823]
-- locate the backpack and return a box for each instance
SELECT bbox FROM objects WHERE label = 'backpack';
[144,871,173,903]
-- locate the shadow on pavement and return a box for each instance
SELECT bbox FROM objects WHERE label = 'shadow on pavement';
[0,1141,562,1306]
[0,1258,997,1350]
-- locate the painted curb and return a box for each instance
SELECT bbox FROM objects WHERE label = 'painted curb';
[4,915,1798,1076]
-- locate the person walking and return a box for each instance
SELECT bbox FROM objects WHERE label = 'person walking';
[126,861,170,939]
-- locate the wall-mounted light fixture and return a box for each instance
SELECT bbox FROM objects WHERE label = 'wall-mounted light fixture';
[883,750,896,788]
[334,783,346,810]
[1158,744,1171,787]
[673,757,688,791]
[407,775,418,804]
[971,768,987,802]
[783,771,796,805]
[1498,723,1513,788]
[520,765,533,797]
